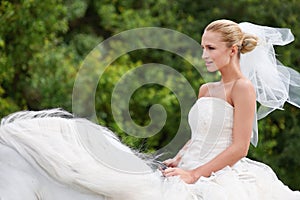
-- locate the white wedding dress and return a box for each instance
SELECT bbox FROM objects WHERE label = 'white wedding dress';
[176,97,300,199]
[0,98,299,200]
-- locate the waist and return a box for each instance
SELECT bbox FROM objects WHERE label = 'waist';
[178,139,232,170]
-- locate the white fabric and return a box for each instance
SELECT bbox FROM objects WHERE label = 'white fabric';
[239,22,300,146]
[1,102,300,199]
[180,97,300,199]
[179,97,233,169]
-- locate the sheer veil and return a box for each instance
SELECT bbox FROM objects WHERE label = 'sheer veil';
[239,22,300,146]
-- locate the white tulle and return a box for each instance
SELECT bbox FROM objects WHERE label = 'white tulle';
[239,22,300,146]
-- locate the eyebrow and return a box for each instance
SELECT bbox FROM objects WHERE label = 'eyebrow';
[201,44,215,47]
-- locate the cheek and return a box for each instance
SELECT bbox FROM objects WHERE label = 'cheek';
[210,54,230,70]
[215,51,230,64]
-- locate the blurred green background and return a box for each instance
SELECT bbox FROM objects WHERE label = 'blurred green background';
[1,0,300,190]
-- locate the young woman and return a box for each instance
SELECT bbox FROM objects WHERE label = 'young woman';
[162,19,257,183]
[162,19,300,199]
[0,20,300,200]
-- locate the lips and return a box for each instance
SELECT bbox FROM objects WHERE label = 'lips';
[205,61,213,66]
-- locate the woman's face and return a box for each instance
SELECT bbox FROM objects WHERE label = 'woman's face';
[201,31,232,72]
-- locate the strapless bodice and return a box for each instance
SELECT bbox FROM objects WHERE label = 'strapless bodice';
[178,97,234,170]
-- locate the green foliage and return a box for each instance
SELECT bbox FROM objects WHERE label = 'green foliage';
[1,0,300,190]
[0,0,69,113]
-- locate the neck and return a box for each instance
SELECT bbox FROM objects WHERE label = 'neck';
[219,61,243,83]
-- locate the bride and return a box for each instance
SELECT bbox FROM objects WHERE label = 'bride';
[1,19,300,200]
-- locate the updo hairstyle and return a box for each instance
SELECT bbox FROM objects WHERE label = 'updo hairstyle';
[205,19,258,54]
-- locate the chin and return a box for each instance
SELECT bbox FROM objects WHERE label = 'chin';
[206,66,218,72]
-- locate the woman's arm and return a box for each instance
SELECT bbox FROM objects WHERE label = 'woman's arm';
[163,79,256,183]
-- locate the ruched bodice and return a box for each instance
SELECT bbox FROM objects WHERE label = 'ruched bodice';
[179,97,234,170]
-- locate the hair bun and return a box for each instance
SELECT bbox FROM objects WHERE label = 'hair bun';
[240,33,258,54]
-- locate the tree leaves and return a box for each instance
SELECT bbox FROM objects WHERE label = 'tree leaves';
[1,0,300,190]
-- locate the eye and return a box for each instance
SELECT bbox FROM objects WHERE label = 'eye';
[201,45,216,50]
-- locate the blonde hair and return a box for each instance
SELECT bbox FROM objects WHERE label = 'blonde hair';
[205,19,258,54]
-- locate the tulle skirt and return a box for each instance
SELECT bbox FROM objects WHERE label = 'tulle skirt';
[0,113,299,200]
[178,158,300,200]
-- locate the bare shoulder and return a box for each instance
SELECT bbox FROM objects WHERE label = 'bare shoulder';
[232,78,255,94]
[198,82,213,98]
[231,78,256,104]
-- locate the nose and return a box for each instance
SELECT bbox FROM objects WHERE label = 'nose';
[202,49,208,59]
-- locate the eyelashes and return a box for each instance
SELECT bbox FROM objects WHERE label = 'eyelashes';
[201,45,216,50]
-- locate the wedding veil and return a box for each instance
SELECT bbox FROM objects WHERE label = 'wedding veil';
[239,22,300,146]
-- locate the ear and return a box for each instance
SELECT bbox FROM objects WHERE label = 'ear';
[230,45,239,56]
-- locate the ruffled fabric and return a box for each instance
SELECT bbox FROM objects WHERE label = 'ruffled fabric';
[181,158,300,200]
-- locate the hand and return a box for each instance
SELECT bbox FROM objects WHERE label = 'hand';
[163,157,180,168]
[162,167,198,184]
